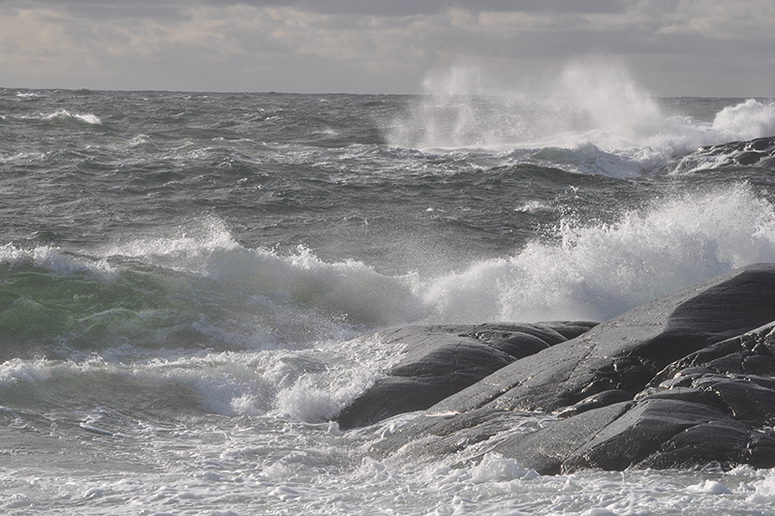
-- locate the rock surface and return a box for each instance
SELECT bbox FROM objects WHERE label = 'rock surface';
[659,136,775,173]
[338,263,775,473]
[336,321,597,429]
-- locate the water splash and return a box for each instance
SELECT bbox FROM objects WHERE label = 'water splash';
[387,63,666,151]
[420,182,775,323]
[711,99,775,142]
[387,62,775,175]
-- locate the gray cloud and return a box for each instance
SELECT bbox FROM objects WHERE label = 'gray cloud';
[0,0,634,18]
[0,0,773,96]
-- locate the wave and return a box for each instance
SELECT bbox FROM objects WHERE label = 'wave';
[387,63,775,176]
[421,182,775,323]
[4,184,775,425]
[0,221,423,358]
[47,109,102,125]
[0,331,398,423]
[16,108,103,125]
[5,184,775,360]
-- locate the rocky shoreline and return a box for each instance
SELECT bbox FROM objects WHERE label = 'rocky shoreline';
[336,263,775,473]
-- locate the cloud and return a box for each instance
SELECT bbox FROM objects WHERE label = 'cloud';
[657,0,775,40]
[0,0,774,95]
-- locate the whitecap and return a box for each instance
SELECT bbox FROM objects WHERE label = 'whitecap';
[40,108,102,125]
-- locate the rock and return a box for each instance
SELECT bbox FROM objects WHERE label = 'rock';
[659,136,775,173]
[347,264,775,473]
[336,321,597,429]
[556,389,633,418]
[427,263,775,417]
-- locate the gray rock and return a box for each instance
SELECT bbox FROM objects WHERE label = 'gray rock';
[428,263,775,417]
[336,321,596,429]
[344,264,775,473]
[659,136,775,173]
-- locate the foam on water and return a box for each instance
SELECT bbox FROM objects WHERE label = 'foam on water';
[0,332,395,424]
[5,337,775,515]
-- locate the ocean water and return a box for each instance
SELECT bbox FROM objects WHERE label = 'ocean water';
[3,76,775,515]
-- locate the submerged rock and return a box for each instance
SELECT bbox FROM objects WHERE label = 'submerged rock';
[339,263,775,473]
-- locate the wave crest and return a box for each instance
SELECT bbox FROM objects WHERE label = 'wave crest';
[5,187,775,357]
[420,183,775,323]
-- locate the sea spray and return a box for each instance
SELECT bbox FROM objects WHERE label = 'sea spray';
[712,99,775,142]
[388,63,775,176]
[386,62,669,152]
[420,183,775,322]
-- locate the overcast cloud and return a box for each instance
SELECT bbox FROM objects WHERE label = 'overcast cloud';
[1,0,773,95]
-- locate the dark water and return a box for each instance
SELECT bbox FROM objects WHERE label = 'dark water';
[3,86,775,514]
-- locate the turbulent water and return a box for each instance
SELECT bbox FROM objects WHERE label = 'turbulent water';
[4,77,775,515]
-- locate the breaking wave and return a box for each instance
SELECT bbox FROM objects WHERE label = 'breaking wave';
[4,183,775,361]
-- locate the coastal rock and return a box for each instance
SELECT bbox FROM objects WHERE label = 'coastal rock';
[346,263,775,473]
[427,263,775,416]
[660,136,775,173]
[336,322,597,429]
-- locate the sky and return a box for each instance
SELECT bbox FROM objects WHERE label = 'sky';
[1,0,774,96]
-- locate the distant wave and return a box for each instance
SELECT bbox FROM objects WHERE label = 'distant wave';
[13,108,103,125]
[44,108,102,125]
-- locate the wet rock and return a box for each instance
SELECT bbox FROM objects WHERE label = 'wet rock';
[336,321,596,429]
[660,136,775,173]
[346,264,775,473]
[556,389,633,418]
[428,264,775,417]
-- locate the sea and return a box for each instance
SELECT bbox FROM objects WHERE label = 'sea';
[3,74,775,515]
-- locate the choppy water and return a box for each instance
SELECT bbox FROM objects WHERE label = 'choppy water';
[4,81,775,514]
